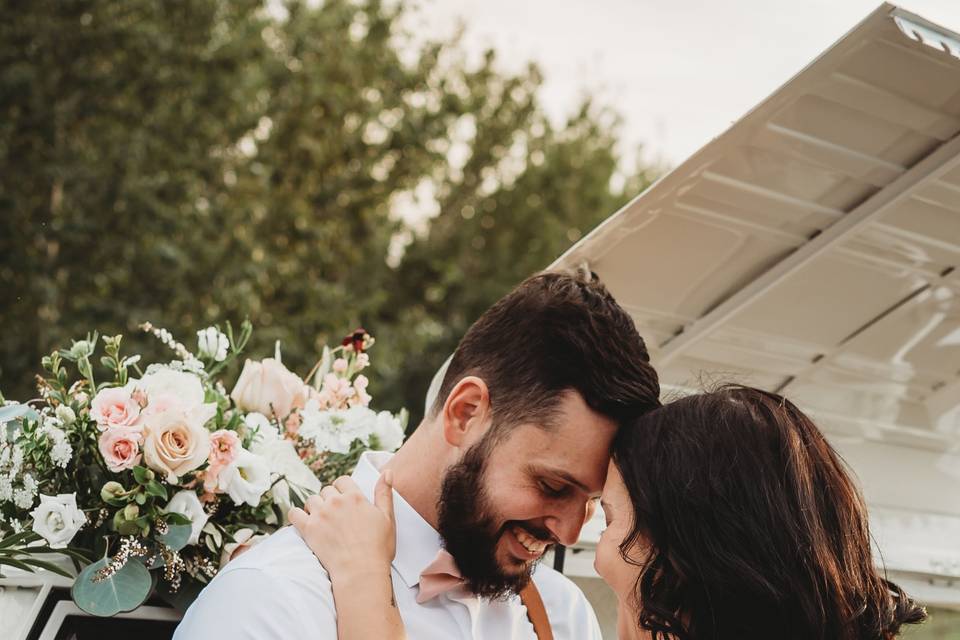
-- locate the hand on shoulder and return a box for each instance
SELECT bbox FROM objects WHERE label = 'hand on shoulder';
[289,472,397,584]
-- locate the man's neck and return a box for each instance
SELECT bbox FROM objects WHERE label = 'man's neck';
[382,422,445,529]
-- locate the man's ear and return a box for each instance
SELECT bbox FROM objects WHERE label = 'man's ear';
[441,376,491,448]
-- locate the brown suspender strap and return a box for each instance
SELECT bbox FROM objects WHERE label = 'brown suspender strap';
[519,582,554,640]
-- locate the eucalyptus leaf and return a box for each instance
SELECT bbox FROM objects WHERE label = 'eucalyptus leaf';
[72,557,151,616]
[157,523,192,551]
[0,403,38,426]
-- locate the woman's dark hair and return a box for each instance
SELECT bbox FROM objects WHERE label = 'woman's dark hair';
[430,270,660,433]
[612,385,927,640]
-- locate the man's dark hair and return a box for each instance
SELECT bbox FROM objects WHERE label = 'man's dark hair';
[429,270,660,432]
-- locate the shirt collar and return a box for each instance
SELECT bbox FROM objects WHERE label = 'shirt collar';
[351,451,444,589]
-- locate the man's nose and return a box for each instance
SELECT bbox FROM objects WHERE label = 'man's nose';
[544,499,590,546]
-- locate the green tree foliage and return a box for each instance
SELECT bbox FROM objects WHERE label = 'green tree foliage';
[1,0,656,426]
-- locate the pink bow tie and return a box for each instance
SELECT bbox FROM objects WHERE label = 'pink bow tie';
[417,548,465,604]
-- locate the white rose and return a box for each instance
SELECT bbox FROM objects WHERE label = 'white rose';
[136,369,206,410]
[251,437,321,518]
[30,494,86,549]
[197,327,229,362]
[141,405,215,483]
[372,411,405,452]
[217,449,271,507]
[230,358,309,420]
[163,490,209,546]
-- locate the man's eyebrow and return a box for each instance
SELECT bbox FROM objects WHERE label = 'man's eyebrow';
[527,464,591,493]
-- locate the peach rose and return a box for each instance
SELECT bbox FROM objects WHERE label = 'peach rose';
[208,430,240,468]
[141,405,214,483]
[98,428,142,472]
[203,430,241,492]
[90,387,141,431]
[230,358,309,420]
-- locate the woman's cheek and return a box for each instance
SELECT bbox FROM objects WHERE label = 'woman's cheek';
[593,523,639,598]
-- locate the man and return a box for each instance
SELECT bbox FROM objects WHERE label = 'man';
[174,270,660,639]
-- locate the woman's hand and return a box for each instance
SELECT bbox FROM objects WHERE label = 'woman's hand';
[290,472,407,640]
[288,471,396,583]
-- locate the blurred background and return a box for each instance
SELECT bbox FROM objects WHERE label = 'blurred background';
[3,1,960,637]
[0,0,656,426]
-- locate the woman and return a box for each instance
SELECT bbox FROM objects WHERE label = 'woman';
[288,386,926,639]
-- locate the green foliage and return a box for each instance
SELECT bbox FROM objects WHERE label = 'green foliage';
[72,556,152,616]
[0,0,656,427]
[0,530,78,578]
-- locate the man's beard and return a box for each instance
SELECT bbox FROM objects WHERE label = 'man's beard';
[436,437,548,600]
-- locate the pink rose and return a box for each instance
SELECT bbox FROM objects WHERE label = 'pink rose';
[230,358,309,420]
[98,428,143,472]
[90,387,141,431]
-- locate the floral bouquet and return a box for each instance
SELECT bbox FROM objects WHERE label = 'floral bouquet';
[0,322,406,616]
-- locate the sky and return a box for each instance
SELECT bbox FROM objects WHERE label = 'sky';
[411,0,960,168]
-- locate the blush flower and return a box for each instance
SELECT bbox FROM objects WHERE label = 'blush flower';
[231,358,309,420]
[203,430,241,492]
[90,387,141,431]
[98,428,143,472]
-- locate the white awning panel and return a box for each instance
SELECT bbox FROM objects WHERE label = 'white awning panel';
[551,3,960,596]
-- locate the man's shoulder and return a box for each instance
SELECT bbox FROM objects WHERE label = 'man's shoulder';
[220,526,330,585]
[174,528,335,639]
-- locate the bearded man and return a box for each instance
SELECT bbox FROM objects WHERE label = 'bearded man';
[174,270,660,639]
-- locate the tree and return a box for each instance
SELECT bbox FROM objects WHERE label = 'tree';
[0,0,657,424]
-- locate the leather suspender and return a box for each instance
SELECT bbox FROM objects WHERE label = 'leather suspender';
[519,582,554,640]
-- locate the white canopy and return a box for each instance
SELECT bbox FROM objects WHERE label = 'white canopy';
[550,2,960,605]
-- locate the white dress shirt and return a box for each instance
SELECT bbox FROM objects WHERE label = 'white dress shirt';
[174,451,602,639]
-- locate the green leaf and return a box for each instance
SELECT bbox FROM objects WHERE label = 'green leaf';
[73,556,152,616]
[0,556,35,572]
[165,512,191,526]
[0,530,40,549]
[132,466,151,484]
[145,481,168,501]
[27,546,94,564]
[157,523,192,551]
[20,557,75,578]
[288,485,305,509]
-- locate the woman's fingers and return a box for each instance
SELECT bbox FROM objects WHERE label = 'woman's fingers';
[333,476,362,495]
[304,494,324,515]
[320,485,339,501]
[288,506,308,529]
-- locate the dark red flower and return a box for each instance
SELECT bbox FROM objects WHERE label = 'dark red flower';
[342,328,368,353]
